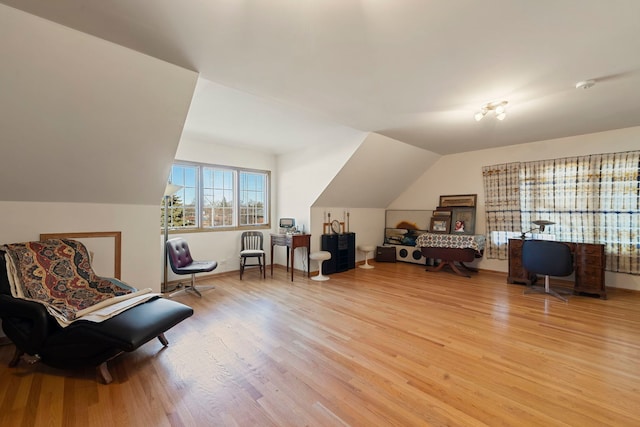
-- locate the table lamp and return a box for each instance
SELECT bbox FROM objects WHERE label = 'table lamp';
[520,220,555,240]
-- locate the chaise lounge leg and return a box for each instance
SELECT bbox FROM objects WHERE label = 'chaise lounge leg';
[158,333,169,347]
[97,362,113,384]
[9,347,24,367]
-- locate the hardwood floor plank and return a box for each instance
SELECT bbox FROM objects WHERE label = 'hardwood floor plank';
[1,262,640,426]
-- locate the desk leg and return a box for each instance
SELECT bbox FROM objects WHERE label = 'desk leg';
[427,260,471,278]
[270,243,274,276]
[459,262,478,273]
[448,262,471,278]
[291,247,294,282]
[306,245,310,277]
[286,248,290,272]
[427,262,447,273]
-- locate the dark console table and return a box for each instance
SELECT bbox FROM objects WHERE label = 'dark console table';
[270,233,311,281]
[321,233,356,274]
[508,238,607,299]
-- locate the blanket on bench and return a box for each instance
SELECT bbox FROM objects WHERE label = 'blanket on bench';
[2,239,155,327]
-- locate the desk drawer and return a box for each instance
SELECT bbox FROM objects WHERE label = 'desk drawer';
[574,243,606,298]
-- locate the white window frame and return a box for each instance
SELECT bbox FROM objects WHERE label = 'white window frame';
[163,162,270,231]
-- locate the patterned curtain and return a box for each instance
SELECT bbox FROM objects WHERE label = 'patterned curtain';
[520,151,640,274]
[482,163,522,260]
[483,152,640,273]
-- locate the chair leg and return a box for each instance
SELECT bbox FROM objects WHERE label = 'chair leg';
[312,260,330,281]
[524,275,569,302]
[186,274,202,297]
[359,251,374,269]
[170,274,215,298]
[97,362,113,384]
[9,347,24,367]
[240,256,265,279]
[157,333,169,347]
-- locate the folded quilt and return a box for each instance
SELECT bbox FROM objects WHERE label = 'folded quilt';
[2,239,156,327]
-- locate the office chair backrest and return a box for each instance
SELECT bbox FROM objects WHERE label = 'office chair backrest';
[166,238,194,270]
[522,240,573,277]
[241,231,263,251]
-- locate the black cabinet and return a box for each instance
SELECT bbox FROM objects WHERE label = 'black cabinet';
[321,233,356,274]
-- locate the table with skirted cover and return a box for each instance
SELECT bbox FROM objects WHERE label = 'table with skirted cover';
[415,233,485,277]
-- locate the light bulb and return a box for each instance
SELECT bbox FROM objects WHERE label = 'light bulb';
[495,105,505,115]
[496,112,506,120]
[474,111,484,121]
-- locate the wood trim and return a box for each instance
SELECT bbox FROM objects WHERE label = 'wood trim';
[39,231,122,279]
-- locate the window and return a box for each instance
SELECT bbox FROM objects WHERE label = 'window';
[162,162,270,230]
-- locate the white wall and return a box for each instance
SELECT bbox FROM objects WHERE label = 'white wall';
[390,126,640,291]
[0,201,160,290]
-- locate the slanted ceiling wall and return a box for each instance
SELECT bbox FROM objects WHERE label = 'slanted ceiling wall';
[0,5,197,292]
[0,4,198,205]
[313,133,440,208]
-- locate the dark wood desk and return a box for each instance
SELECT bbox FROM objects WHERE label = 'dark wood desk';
[270,233,311,281]
[508,238,607,299]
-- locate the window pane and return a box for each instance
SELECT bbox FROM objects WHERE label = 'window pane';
[204,167,236,227]
[163,164,198,229]
[240,171,268,225]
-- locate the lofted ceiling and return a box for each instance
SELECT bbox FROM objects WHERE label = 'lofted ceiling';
[2,0,640,155]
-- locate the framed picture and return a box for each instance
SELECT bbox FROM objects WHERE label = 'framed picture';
[385,209,432,230]
[433,208,452,217]
[449,207,476,234]
[384,228,428,246]
[429,217,451,234]
[40,231,122,279]
[439,194,477,208]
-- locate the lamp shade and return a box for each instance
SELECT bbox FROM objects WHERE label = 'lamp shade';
[532,220,555,232]
[164,183,182,197]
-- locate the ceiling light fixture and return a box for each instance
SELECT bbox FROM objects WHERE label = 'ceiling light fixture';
[575,80,596,90]
[474,100,508,121]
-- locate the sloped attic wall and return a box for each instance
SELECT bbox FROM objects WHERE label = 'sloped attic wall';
[0,5,197,293]
[313,133,441,208]
[0,4,198,205]
[307,134,440,260]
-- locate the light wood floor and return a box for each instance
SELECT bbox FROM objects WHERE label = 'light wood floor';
[1,262,640,427]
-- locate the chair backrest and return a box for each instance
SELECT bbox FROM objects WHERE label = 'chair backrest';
[166,238,194,271]
[241,231,263,251]
[522,240,573,277]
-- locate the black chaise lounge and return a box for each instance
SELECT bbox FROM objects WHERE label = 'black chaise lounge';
[0,241,193,384]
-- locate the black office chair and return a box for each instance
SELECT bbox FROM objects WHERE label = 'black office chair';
[166,238,218,297]
[522,240,574,302]
[240,231,265,279]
